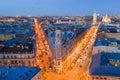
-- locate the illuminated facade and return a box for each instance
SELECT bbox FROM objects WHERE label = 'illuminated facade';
[54,30,62,72]
[0,53,35,66]
[93,12,97,25]
[102,14,111,23]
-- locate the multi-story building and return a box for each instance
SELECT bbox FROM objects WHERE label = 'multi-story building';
[0,38,36,66]
[47,24,87,59]
[98,23,120,33]
[0,66,41,80]
[102,14,111,23]
[0,22,35,66]
[90,34,120,80]
[106,33,120,40]
[89,52,120,80]
[92,38,120,55]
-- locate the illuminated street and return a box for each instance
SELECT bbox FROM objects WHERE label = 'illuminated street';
[44,25,99,80]
[45,67,90,80]
[34,18,99,80]
[34,19,53,72]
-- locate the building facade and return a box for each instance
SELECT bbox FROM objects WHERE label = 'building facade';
[92,38,120,55]
[89,52,120,80]
[0,53,35,66]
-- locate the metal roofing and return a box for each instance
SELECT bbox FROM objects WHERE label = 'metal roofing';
[94,38,118,46]
[0,25,34,36]
[6,38,27,46]
[89,52,120,77]
[101,52,120,60]
[0,66,41,80]
[44,23,82,27]
[48,30,74,46]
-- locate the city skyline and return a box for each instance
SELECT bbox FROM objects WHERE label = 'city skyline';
[0,1,120,79]
[0,0,120,16]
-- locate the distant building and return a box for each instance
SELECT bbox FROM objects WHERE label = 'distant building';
[46,23,87,58]
[93,12,97,25]
[56,19,76,24]
[96,32,107,38]
[0,18,15,22]
[46,23,87,72]
[106,33,120,40]
[89,52,120,80]
[93,38,120,55]
[0,66,41,80]
[98,23,120,33]
[102,14,111,23]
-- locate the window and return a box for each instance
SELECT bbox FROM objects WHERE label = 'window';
[15,61,17,64]
[14,56,17,59]
[100,77,103,79]
[104,77,107,80]
[28,61,31,65]
[11,61,14,64]
[96,77,99,79]
[28,56,30,58]
[11,56,13,58]
[58,61,60,65]
[3,56,5,59]
[7,56,9,58]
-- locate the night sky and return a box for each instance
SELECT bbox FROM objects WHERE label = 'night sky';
[0,0,120,15]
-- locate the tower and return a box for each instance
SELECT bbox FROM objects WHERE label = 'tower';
[93,12,97,25]
[55,30,62,60]
[55,30,62,73]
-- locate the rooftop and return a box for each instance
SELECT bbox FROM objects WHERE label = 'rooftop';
[0,24,34,36]
[98,23,120,33]
[0,66,41,80]
[94,38,119,46]
[48,30,74,45]
[89,52,120,77]
[44,23,83,27]
[0,22,35,54]
[0,38,35,54]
